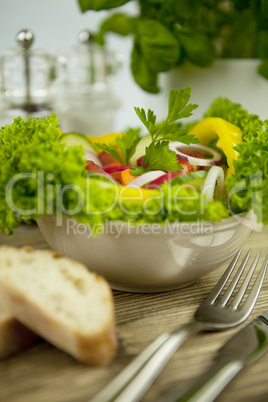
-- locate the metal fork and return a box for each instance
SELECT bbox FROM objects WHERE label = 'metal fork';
[90,249,267,402]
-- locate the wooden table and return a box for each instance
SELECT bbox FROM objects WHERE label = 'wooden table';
[0,223,268,402]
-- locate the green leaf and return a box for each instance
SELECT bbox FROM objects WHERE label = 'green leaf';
[256,30,268,59]
[168,87,190,120]
[134,107,147,128]
[147,109,157,127]
[95,128,142,166]
[95,142,123,164]
[261,0,268,17]
[176,26,215,67]
[205,97,263,135]
[174,133,200,145]
[133,88,199,172]
[116,128,142,165]
[172,0,203,20]
[155,121,200,144]
[168,88,198,122]
[99,13,138,37]
[145,141,180,172]
[78,0,130,12]
[220,9,256,58]
[164,132,200,144]
[133,88,200,171]
[176,103,199,119]
[205,97,268,225]
[131,165,147,175]
[131,39,159,93]
[134,107,157,135]
[0,114,94,234]
[137,19,181,72]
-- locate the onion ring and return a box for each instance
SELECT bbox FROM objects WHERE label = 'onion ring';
[203,166,225,204]
[126,170,166,188]
[84,150,102,167]
[168,141,222,166]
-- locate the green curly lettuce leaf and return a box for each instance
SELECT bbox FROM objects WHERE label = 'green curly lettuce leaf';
[205,97,263,137]
[205,98,268,225]
[161,182,229,222]
[0,115,84,233]
[0,115,116,234]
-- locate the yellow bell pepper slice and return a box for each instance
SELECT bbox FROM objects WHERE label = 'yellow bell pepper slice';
[188,117,243,175]
[119,187,160,201]
[87,132,124,152]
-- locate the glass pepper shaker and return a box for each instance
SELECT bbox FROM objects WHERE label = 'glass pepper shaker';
[0,29,56,125]
[55,30,121,136]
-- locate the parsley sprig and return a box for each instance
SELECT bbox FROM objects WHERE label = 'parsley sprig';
[95,128,141,166]
[132,88,199,174]
[95,88,199,173]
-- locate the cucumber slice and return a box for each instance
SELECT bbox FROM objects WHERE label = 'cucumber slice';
[59,132,97,154]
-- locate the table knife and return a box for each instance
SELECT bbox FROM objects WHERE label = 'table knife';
[160,309,268,402]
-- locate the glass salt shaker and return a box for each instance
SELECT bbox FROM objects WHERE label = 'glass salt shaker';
[0,29,56,126]
[55,30,121,136]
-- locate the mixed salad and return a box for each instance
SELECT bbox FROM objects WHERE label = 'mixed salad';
[0,88,267,235]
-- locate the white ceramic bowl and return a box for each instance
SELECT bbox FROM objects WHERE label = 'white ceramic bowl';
[37,211,256,293]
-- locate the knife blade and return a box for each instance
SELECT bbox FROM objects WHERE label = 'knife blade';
[159,310,268,402]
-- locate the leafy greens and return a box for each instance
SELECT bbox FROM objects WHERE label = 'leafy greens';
[132,88,199,174]
[95,128,141,166]
[206,97,268,225]
[78,0,268,93]
[96,88,199,174]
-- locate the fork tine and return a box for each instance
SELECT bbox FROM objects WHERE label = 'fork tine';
[205,249,242,304]
[219,249,252,307]
[231,251,261,309]
[238,254,268,313]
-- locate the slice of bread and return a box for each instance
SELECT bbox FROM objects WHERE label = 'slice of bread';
[0,246,117,365]
[0,306,41,359]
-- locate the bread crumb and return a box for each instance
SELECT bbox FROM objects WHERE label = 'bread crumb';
[52,252,61,259]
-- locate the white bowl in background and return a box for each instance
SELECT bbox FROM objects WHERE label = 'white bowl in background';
[37,212,254,293]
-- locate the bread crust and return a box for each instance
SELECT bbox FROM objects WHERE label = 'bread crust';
[0,309,41,359]
[0,246,117,365]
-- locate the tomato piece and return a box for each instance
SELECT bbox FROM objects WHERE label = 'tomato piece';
[103,165,131,174]
[146,172,179,189]
[85,161,115,182]
[177,151,206,171]
[176,155,195,174]
[110,172,122,183]
[98,151,121,166]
